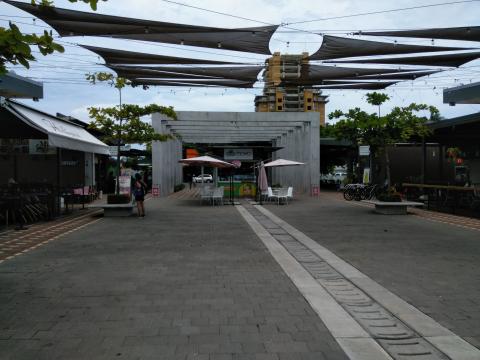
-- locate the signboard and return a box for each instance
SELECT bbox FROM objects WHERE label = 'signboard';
[224,148,253,160]
[186,148,199,158]
[311,185,320,196]
[29,139,56,155]
[152,186,159,197]
[119,175,131,195]
[359,145,370,156]
[108,145,131,157]
[363,168,371,184]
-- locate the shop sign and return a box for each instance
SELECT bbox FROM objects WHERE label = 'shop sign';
[359,145,370,156]
[119,175,131,195]
[29,139,56,155]
[224,148,253,160]
[311,185,320,196]
[152,186,159,197]
[108,145,131,157]
[61,160,79,166]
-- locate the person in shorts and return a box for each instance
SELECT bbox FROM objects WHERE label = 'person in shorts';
[133,173,147,217]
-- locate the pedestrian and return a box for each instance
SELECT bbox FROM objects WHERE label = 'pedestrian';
[133,173,147,217]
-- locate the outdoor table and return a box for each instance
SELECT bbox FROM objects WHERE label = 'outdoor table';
[402,183,474,213]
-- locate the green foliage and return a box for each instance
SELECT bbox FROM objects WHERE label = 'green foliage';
[1,0,106,74]
[328,94,437,151]
[86,72,131,90]
[88,104,177,145]
[31,0,106,11]
[328,92,439,187]
[366,92,390,106]
[0,23,64,74]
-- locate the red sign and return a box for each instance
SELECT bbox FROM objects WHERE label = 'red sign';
[311,185,320,196]
[456,158,464,165]
[152,186,159,197]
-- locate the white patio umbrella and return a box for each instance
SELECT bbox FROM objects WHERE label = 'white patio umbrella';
[258,162,268,192]
[179,155,234,185]
[263,159,305,167]
[179,155,234,169]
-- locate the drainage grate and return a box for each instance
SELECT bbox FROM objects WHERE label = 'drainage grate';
[245,206,450,360]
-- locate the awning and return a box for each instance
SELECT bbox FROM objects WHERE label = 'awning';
[5,0,278,54]
[309,35,469,60]
[355,26,480,42]
[4,100,110,155]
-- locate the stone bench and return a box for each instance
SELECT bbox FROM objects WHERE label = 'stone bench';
[87,203,135,217]
[362,200,424,215]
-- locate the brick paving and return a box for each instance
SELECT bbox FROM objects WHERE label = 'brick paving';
[265,192,480,350]
[0,209,102,263]
[0,197,347,360]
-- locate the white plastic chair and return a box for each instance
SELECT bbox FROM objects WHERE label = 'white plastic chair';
[212,187,224,206]
[200,186,213,205]
[277,188,288,205]
[267,187,278,203]
[287,187,293,202]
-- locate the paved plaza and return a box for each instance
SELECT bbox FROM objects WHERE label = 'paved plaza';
[0,192,479,360]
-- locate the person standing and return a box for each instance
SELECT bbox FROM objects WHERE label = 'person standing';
[133,173,147,217]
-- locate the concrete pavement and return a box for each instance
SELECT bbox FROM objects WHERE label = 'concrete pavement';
[1,191,480,359]
[0,197,347,360]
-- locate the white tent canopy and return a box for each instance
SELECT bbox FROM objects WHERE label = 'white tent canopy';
[5,100,110,155]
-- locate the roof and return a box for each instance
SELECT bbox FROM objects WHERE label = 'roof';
[2,99,110,155]
[443,81,480,105]
[0,72,43,99]
[428,112,480,130]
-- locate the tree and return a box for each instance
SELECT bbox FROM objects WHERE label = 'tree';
[0,0,106,75]
[329,93,439,188]
[86,72,177,195]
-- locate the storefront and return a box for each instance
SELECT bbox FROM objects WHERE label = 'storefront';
[0,99,109,226]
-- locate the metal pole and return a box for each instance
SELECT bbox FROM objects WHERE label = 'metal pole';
[116,88,122,195]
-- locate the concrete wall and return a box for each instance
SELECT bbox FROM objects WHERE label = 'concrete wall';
[152,111,319,196]
[151,113,183,197]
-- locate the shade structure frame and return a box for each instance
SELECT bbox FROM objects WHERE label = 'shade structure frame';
[309,34,473,61]
[5,0,278,55]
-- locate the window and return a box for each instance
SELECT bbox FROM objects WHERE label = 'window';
[277,106,283,111]
[307,106,312,110]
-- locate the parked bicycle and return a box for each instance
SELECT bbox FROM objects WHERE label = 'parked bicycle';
[343,183,380,201]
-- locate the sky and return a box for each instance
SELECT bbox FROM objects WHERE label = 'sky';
[1,0,480,124]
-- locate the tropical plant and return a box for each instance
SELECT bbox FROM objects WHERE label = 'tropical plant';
[86,72,176,194]
[329,93,439,188]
